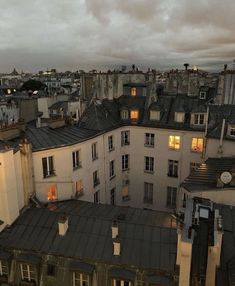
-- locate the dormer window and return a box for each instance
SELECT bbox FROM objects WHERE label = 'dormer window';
[199,91,206,99]
[121,110,129,120]
[192,113,206,125]
[228,125,235,136]
[150,110,160,121]
[131,87,137,96]
[174,112,185,123]
[130,110,138,121]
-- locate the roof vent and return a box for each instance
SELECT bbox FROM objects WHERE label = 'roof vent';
[113,236,120,256]
[58,214,68,236]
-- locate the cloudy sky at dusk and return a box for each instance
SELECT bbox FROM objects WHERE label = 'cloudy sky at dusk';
[1,0,235,73]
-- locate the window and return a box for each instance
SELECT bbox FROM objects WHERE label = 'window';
[144,182,153,204]
[145,133,154,147]
[166,186,177,208]
[190,162,200,173]
[47,264,56,277]
[0,260,7,277]
[91,142,98,160]
[109,160,115,179]
[130,110,138,121]
[93,170,100,187]
[72,150,81,169]
[47,184,57,201]
[112,279,132,286]
[110,188,115,205]
[174,112,185,123]
[168,135,180,150]
[199,91,206,99]
[144,156,154,172]
[191,138,203,152]
[20,263,36,282]
[73,272,89,286]
[94,190,100,203]
[193,113,205,125]
[131,87,137,96]
[122,154,129,170]
[122,185,129,201]
[121,131,130,146]
[75,180,83,197]
[230,127,235,136]
[150,110,160,121]
[168,160,178,177]
[42,156,55,178]
[108,135,114,151]
[121,110,129,120]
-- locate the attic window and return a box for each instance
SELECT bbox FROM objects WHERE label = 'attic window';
[174,112,185,123]
[230,127,235,136]
[121,110,129,120]
[131,87,137,96]
[199,91,206,99]
[192,113,205,125]
[150,110,160,121]
[130,110,138,121]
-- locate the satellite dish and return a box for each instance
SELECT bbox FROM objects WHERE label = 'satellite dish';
[220,172,232,184]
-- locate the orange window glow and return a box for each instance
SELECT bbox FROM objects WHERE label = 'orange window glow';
[191,138,203,152]
[130,110,138,121]
[131,87,137,96]
[47,185,57,201]
[169,135,180,150]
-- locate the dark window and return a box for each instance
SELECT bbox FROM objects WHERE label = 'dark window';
[168,160,178,177]
[42,156,54,178]
[166,186,177,208]
[47,264,56,277]
[122,154,129,170]
[110,188,115,205]
[145,156,154,172]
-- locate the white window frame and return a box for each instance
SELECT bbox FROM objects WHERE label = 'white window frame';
[72,271,90,286]
[145,133,155,147]
[122,154,129,171]
[199,91,206,99]
[144,182,153,204]
[144,156,154,173]
[193,113,205,125]
[112,279,132,286]
[230,127,235,136]
[108,135,114,151]
[72,150,81,169]
[91,142,98,160]
[121,131,130,146]
[42,156,55,178]
[150,110,160,121]
[191,138,204,152]
[166,186,177,208]
[109,160,115,178]
[168,160,178,177]
[20,263,36,282]
[121,110,129,120]
[0,260,7,276]
[174,112,185,123]
[168,135,180,150]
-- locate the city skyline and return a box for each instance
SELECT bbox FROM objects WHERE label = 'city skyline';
[1,0,235,73]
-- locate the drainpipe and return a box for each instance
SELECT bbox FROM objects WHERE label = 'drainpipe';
[217,119,226,157]
[202,106,209,161]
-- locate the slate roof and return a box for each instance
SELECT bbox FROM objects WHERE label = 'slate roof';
[181,157,235,192]
[0,200,177,272]
[48,101,68,110]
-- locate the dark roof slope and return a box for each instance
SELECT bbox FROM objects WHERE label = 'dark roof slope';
[0,200,177,272]
[182,157,235,192]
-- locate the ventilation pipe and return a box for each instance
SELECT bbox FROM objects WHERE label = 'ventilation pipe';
[58,214,68,236]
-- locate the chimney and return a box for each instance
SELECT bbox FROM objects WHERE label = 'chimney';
[113,236,120,256]
[58,214,68,236]
[37,117,41,128]
[111,220,118,239]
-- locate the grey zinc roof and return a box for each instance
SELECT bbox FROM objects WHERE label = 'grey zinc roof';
[0,200,177,273]
[181,157,235,192]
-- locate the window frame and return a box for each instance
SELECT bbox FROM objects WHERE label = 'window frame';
[110,188,115,205]
[145,133,155,147]
[91,142,98,161]
[168,135,180,150]
[191,138,204,152]
[42,156,55,178]
[144,156,154,173]
[131,87,137,97]
[0,259,8,277]
[109,160,115,179]
[94,190,100,204]
[168,160,179,178]
[75,180,83,197]
[112,278,133,286]
[72,271,90,286]
[121,131,130,146]
[144,182,153,204]
[20,263,36,282]
[230,127,235,136]
[166,186,177,208]
[72,150,81,170]
[121,110,129,120]
[122,154,129,171]
[108,135,114,151]
[193,113,205,125]
[93,170,100,187]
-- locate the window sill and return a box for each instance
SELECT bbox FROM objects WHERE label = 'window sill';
[144,170,154,174]
[121,142,130,146]
[109,148,115,152]
[191,149,202,153]
[168,147,180,151]
[109,175,116,181]
[92,156,98,161]
[167,174,178,178]
[122,168,129,172]
[144,144,154,148]
[73,165,82,171]
[43,173,56,179]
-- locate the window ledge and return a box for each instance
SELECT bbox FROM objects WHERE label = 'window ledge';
[144,170,154,174]
[43,173,56,179]
[167,174,178,178]
[122,168,129,172]
[191,149,202,153]
[73,164,82,171]
[144,144,154,148]
[109,148,115,152]
[109,175,116,181]
[93,181,100,187]
[121,142,130,146]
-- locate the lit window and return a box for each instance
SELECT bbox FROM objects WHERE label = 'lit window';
[20,263,36,282]
[144,182,153,204]
[108,135,114,151]
[93,171,100,187]
[73,272,90,286]
[122,154,129,170]
[174,112,185,123]
[168,135,180,150]
[121,131,130,146]
[122,185,129,201]
[75,180,83,197]
[150,110,160,121]
[166,186,177,208]
[0,260,8,277]
[109,160,115,179]
[112,279,132,286]
[42,156,55,178]
[110,188,115,205]
[130,110,138,121]
[121,110,129,120]
[94,190,100,203]
[131,87,137,96]
[191,138,203,152]
[192,113,205,125]
[168,160,178,177]
[145,133,154,147]
[72,150,81,169]
[47,184,57,201]
[144,156,154,172]
[91,142,98,160]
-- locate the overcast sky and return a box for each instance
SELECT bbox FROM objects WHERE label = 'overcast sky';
[1,0,235,73]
